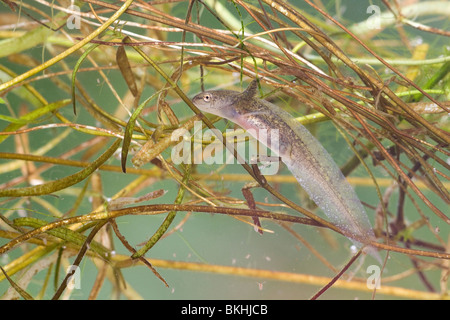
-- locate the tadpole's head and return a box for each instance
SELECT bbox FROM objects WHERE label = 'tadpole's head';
[192,89,240,118]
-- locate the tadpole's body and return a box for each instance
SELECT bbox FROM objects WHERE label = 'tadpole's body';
[192,80,378,259]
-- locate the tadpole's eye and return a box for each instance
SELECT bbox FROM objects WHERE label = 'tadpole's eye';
[203,94,212,102]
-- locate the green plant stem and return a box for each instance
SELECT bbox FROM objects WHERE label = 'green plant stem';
[13,217,110,259]
[131,165,191,259]
[0,139,121,197]
[0,99,71,144]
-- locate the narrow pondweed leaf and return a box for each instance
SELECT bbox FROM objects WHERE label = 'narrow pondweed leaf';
[71,43,100,115]
[121,93,158,172]
[131,165,191,259]
[116,40,138,97]
[13,217,111,259]
[411,61,450,102]
[0,139,121,197]
[0,99,71,144]
[0,266,34,300]
[0,114,30,124]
